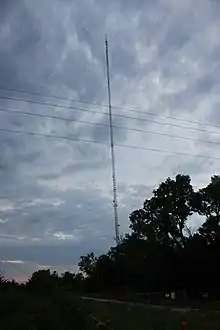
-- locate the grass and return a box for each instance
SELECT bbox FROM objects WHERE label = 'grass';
[1,290,220,329]
[79,298,220,330]
[83,291,220,311]
[0,291,97,330]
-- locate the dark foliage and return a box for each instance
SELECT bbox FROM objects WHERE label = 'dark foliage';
[2,174,220,329]
[79,175,220,299]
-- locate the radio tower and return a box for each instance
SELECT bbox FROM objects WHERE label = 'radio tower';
[105,35,120,245]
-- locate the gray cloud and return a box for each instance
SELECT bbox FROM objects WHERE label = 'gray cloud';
[1,0,220,278]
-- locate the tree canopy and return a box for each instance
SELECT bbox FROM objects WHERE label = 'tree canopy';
[78,174,220,298]
[2,174,220,300]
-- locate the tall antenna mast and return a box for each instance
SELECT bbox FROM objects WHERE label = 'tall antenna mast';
[105,35,120,245]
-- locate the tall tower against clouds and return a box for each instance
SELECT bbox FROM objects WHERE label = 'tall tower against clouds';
[105,35,120,245]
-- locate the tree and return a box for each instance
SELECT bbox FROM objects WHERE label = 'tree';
[0,274,7,290]
[72,174,220,296]
[130,174,193,247]
[60,271,84,291]
[192,175,220,244]
[26,269,59,293]
[78,252,97,277]
[61,271,76,289]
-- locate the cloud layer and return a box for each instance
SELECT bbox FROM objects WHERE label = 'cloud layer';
[1,0,220,279]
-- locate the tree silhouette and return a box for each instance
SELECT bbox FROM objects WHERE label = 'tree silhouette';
[78,174,220,297]
[3,172,220,322]
[130,175,193,247]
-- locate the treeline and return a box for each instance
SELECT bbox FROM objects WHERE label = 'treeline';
[0,274,99,329]
[1,174,220,299]
[78,174,220,298]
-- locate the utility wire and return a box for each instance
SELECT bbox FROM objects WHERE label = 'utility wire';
[1,106,220,145]
[0,126,220,161]
[0,94,220,135]
[0,86,106,109]
[0,86,219,129]
[0,255,30,279]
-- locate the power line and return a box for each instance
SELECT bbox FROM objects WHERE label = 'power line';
[0,86,107,109]
[0,255,30,279]
[1,106,220,145]
[0,86,219,130]
[0,106,106,127]
[0,94,220,135]
[0,126,220,161]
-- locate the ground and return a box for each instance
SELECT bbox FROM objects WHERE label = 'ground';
[79,298,220,330]
[1,291,220,329]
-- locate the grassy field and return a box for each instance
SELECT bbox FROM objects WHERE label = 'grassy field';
[1,291,220,329]
[79,298,220,330]
[0,291,98,330]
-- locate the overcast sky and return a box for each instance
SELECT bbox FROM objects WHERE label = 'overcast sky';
[1,0,220,281]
